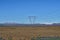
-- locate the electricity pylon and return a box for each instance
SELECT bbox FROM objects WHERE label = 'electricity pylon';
[28,16,36,24]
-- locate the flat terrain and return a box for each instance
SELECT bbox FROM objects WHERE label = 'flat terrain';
[0,26,60,40]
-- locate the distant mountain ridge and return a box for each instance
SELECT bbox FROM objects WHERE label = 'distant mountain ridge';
[0,23,60,27]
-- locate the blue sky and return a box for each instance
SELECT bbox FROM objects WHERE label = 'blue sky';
[0,0,60,24]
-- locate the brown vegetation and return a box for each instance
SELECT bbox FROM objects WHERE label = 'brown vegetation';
[0,26,60,40]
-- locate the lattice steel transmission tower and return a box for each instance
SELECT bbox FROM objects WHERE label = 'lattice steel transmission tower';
[28,16,36,24]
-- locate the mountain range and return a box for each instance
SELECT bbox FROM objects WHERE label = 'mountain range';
[0,23,60,27]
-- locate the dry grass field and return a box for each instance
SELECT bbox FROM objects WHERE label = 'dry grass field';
[0,26,60,40]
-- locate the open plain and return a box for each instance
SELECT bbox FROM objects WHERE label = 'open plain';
[0,26,60,40]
